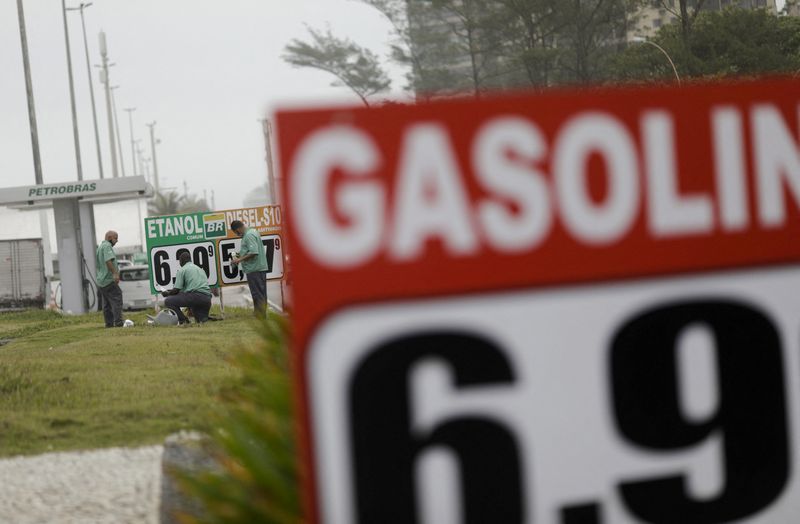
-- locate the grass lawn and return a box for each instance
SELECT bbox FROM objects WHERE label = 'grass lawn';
[0,307,262,458]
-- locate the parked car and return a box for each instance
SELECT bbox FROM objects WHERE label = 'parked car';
[118,265,157,310]
[117,259,133,269]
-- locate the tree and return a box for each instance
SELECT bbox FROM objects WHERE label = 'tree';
[356,0,433,95]
[179,194,210,213]
[422,0,514,95]
[497,0,565,88]
[611,8,800,83]
[359,0,638,95]
[147,191,183,217]
[283,26,391,107]
[651,0,708,44]
[555,0,636,84]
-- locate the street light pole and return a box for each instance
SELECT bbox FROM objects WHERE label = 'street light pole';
[134,139,144,177]
[66,2,104,179]
[110,85,125,176]
[99,31,119,177]
[15,0,43,185]
[141,156,151,182]
[61,0,84,181]
[631,36,681,86]
[146,121,160,191]
[124,107,137,176]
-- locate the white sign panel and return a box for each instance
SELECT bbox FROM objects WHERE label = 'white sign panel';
[148,241,218,290]
[217,234,284,284]
[309,267,800,523]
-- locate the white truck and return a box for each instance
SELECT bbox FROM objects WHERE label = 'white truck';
[0,239,46,310]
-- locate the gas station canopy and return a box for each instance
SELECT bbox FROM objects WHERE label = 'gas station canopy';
[0,176,153,209]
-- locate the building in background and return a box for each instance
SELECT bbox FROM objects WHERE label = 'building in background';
[629,0,778,39]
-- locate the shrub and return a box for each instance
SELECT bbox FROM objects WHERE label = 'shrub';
[175,313,301,524]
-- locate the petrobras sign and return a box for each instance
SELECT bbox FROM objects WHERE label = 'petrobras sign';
[277,78,800,524]
[27,182,97,197]
[0,176,151,206]
[202,213,227,239]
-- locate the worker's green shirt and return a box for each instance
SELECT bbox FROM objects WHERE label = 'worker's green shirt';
[239,228,268,274]
[95,240,118,287]
[175,262,212,296]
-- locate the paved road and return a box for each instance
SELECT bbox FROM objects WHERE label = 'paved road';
[0,446,162,524]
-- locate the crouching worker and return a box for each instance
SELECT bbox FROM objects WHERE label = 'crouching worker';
[161,251,212,324]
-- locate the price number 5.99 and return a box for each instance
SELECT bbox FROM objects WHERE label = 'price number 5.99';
[218,234,284,285]
[149,242,218,292]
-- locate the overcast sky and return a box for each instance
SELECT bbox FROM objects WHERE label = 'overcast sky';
[0,0,790,247]
[0,0,406,212]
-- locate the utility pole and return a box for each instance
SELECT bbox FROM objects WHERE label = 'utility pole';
[146,121,160,190]
[61,0,84,181]
[141,156,151,182]
[259,119,277,204]
[66,2,103,179]
[110,85,125,176]
[211,190,216,209]
[134,140,144,179]
[15,0,43,185]
[183,180,188,198]
[17,0,53,290]
[99,31,118,177]
[124,107,137,175]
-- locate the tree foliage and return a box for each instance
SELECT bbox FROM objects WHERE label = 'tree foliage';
[147,190,210,217]
[180,194,211,213]
[651,0,708,43]
[611,8,800,83]
[147,191,184,217]
[360,0,638,96]
[286,2,799,101]
[283,26,392,107]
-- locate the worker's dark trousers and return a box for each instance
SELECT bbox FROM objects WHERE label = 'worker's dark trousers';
[246,270,268,318]
[98,282,123,327]
[164,291,212,323]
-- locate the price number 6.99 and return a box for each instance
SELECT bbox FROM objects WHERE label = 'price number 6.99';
[149,242,218,292]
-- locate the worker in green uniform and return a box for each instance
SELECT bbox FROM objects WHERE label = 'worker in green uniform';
[96,230,124,327]
[160,251,212,324]
[230,220,268,317]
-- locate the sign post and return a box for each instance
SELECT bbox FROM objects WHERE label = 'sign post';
[278,78,800,523]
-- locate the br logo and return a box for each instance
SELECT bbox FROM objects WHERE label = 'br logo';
[203,213,227,239]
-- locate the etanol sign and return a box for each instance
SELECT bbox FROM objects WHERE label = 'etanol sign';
[277,78,800,523]
[145,211,219,293]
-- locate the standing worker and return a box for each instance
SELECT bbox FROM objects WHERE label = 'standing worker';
[160,251,212,324]
[230,220,268,317]
[96,230,124,327]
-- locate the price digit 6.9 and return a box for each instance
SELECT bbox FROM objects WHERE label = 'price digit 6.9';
[611,300,789,523]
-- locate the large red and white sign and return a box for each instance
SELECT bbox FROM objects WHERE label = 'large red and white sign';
[277,78,800,523]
